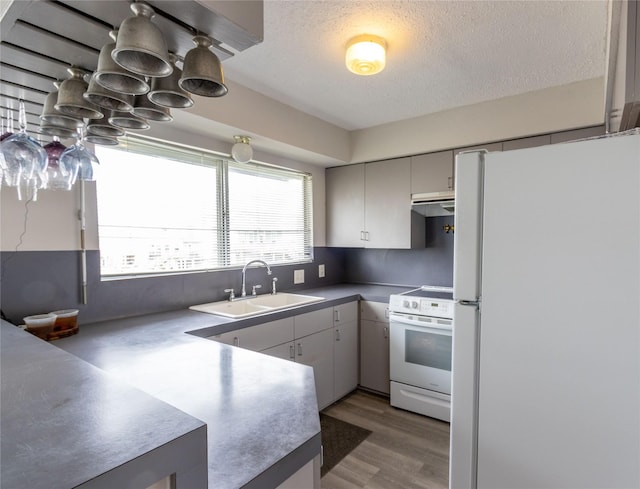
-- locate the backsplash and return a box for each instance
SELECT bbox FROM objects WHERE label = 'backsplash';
[1,216,454,326]
[0,247,346,325]
[341,216,454,287]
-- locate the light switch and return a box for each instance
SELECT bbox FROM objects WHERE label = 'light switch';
[318,264,325,278]
[294,269,305,284]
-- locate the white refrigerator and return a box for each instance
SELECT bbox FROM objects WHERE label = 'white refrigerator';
[449,130,640,489]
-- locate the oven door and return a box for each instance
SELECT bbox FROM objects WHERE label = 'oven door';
[389,312,452,395]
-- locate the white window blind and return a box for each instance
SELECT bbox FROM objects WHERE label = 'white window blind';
[227,161,313,266]
[95,136,312,277]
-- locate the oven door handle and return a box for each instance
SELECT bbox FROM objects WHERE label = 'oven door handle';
[389,312,452,332]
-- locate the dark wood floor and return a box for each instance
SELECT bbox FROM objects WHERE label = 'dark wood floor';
[320,390,450,489]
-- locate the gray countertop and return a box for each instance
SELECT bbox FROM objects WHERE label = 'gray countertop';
[2,283,408,489]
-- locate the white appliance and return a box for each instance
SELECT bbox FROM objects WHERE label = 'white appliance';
[450,130,640,489]
[389,286,454,421]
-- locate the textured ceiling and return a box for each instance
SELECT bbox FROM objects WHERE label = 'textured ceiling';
[223,0,609,131]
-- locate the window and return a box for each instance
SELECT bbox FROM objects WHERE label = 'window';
[95,136,312,277]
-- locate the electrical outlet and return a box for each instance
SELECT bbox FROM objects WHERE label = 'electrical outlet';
[294,269,305,284]
[318,264,325,278]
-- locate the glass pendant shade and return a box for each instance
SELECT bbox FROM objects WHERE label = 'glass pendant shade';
[231,135,253,163]
[55,68,103,120]
[111,2,172,78]
[132,95,172,122]
[95,31,150,96]
[179,35,228,97]
[84,73,135,112]
[148,53,194,108]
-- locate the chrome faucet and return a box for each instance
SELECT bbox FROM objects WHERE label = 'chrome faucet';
[241,259,272,297]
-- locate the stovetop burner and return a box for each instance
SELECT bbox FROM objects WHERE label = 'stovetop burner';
[399,285,454,300]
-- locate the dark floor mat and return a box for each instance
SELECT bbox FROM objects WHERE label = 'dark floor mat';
[320,413,372,477]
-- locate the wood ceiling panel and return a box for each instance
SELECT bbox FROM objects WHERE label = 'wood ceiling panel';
[0,43,71,84]
[20,1,111,51]
[0,64,56,94]
[6,22,99,72]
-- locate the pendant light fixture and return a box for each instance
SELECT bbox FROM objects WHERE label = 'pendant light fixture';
[111,2,172,78]
[94,30,150,95]
[179,35,228,97]
[148,53,194,108]
[84,73,135,112]
[345,34,387,76]
[231,135,253,163]
[55,67,103,120]
[132,95,173,122]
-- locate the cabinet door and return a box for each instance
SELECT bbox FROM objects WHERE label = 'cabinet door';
[208,317,294,352]
[326,164,365,247]
[359,318,390,394]
[364,158,411,249]
[333,301,358,326]
[261,341,296,361]
[334,321,358,400]
[296,328,334,410]
[360,301,389,322]
[295,307,333,339]
[411,150,454,194]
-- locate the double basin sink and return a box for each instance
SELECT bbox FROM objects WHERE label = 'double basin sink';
[189,293,324,319]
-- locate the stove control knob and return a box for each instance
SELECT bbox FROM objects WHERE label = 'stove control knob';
[411,301,419,309]
[402,300,410,308]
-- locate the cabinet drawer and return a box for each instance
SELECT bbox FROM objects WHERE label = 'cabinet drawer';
[334,301,358,324]
[360,301,389,322]
[208,317,294,352]
[295,307,333,339]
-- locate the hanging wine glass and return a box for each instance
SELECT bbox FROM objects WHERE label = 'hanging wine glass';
[44,137,73,190]
[1,101,47,195]
[60,126,95,186]
[0,108,14,141]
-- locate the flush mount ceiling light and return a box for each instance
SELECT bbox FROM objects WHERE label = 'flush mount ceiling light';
[231,135,253,163]
[345,34,387,76]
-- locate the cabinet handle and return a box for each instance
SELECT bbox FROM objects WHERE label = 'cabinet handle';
[233,336,239,347]
[289,344,295,359]
[365,231,370,241]
[383,327,388,339]
[336,329,340,341]
[297,343,302,356]
[384,307,389,319]
[334,310,340,323]
[360,230,366,241]
[448,176,453,190]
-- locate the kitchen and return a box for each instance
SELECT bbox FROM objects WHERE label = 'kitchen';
[1,1,639,489]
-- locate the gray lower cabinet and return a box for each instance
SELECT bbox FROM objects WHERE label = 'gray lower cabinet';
[208,301,358,410]
[359,301,390,395]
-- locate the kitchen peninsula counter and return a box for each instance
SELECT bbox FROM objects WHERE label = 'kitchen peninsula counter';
[3,283,410,488]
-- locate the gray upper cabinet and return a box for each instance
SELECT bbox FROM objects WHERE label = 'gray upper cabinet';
[326,158,416,249]
[364,158,413,249]
[326,164,365,247]
[410,150,454,194]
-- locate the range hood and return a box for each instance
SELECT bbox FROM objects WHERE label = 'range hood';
[411,191,455,217]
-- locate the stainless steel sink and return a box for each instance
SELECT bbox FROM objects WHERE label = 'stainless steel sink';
[189,293,324,319]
